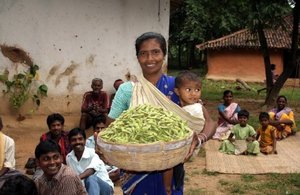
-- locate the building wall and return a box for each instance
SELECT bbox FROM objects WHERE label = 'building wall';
[0,0,170,116]
[206,49,283,82]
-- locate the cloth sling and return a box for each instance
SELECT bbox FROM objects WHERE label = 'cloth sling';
[130,75,205,133]
[0,132,5,170]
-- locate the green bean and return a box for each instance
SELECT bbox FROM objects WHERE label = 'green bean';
[99,104,191,144]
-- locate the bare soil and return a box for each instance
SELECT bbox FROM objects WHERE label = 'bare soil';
[2,99,291,195]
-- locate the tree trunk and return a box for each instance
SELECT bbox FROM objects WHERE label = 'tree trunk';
[188,41,196,69]
[178,43,182,68]
[265,1,300,106]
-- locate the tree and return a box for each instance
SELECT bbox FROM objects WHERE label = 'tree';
[169,0,250,69]
[247,0,297,105]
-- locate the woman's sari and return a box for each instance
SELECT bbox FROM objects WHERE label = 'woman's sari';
[269,107,296,139]
[213,103,239,140]
[120,74,185,195]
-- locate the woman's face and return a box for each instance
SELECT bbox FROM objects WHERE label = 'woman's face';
[137,39,164,76]
[277,97,286,110]
[223,93,233,105]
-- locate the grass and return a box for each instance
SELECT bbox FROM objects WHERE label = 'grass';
[217,174,300,194]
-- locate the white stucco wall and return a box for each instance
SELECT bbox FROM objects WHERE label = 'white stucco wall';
[0,0,170,115]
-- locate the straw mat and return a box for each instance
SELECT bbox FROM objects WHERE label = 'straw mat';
[205,134,300,174]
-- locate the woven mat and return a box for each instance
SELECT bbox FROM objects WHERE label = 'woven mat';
[205,134,300,174]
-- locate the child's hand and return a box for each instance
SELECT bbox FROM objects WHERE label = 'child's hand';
[246,137,254,142]
[228,137,235,142]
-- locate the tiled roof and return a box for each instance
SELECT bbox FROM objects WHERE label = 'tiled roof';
[196,16,293,50]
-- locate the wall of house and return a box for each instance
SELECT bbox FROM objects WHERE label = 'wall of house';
[206,49,283,82]
[0,0,170,117]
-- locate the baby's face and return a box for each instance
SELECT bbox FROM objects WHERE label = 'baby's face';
[176,80,201,107]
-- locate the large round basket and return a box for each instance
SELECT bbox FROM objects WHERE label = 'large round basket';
[97,130,194,172]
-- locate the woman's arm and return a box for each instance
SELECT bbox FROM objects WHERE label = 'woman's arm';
[184,106,215,162]
[199,106,216,140]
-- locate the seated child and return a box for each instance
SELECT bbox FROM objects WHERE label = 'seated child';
[256,112,277,155]
[85,115,120,182]
[219,109,260,155]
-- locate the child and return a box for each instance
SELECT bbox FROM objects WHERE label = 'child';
[213,90,241,140]
[159,70,214,195]
[256,112,277,154]
[219,109,260,155]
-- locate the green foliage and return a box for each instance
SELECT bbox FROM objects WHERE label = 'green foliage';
[0,64,48,109]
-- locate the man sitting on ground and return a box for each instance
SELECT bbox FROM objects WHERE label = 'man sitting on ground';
[79,78,109,130]
[66,128,113,195]
[34,140,87,195]
[0,116,15,176]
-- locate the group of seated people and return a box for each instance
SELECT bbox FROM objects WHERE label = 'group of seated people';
[0,77,125,195]
[214,90,297,155]
[1,112,119,195]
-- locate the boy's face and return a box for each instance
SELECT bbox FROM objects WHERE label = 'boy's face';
[94,122,106,134]
[260,117,269,127]
[70,133,85,154]
[37,152,62,178]
[91,80,103,94]
[49,120,63,137]
[175,80,201,107]
[238,116,248,127]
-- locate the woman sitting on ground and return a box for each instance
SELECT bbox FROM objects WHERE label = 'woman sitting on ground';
[213,90,241,140]
[269,95,296,140]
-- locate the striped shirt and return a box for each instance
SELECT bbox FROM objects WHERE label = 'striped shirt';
[35,164,87,195]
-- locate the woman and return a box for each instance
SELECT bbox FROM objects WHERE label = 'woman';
[269,95,296,140]
[213,90,241,140]
[108,32,214,195]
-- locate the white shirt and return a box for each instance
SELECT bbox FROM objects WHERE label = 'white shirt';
[85,135,95,149]
[66,147,113,188]
[4,134,15,168]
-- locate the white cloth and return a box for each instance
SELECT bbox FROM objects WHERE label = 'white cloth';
[66,147,113,188]
[85,135,95,149]
[182,103,204,120]
[4,134,15,168]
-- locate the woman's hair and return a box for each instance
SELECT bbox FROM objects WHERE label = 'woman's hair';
[46,113,65,128]
[35,140,61,159]
[238,109,249,118]
[68,128,86,140]
[277,95,287,103]
[259,112,270,120]
[175,70,200,88]
[135,32,167,56]
[223,90,233,97]
[0,174,37,195]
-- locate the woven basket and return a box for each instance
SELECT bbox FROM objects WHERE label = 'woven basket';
[97,130,194,172]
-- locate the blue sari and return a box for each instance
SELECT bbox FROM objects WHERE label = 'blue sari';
[120,74,183,195]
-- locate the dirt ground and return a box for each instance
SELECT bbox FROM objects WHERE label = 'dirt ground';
[2,99,296,194]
